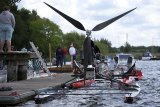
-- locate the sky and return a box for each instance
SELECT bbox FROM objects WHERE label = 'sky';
[17,0,160,47]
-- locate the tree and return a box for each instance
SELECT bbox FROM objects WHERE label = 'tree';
[12,8,33,50]
[94,41,109,55]
[0,0,21,12]
[30,18,63,58]
[30,10,40,20]
[63,32,85,50]
[123,42,132,53]
[99,38,112,53]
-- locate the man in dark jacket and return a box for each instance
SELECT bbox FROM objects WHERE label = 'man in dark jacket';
[56,46,63,67]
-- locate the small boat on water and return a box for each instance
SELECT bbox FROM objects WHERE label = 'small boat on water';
[96,53,143,80]
[121,76,141,104]
[114,53,135,66]
[112,53,136,76]
[96,53,142,104]
[141,51,153,60]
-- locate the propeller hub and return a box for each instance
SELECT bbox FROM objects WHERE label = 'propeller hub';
[86,30,91,37]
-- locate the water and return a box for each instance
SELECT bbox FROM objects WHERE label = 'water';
[18,60,160,107]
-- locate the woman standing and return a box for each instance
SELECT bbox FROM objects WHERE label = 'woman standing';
[0,6,15,52]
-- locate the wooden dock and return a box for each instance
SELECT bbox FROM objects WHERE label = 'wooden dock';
[0,73,73,105]
[48,65,73,73]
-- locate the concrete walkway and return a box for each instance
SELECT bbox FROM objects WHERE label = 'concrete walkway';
[0,73,74,105]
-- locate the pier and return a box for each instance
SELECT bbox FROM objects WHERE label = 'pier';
[0,51,76,105]
[0,73,73,105]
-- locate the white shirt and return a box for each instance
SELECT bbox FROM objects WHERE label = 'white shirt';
[0,11,15,28]
[69,46,76,55]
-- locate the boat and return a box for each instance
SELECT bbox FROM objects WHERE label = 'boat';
[114,53,135,66]
[96,53,135,77]
[141,51,153,60]
[112,53,135,76]
[96,53,143,80]
[122,76,141,104]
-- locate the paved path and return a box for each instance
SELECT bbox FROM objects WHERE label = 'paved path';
[0,73,73,95]
[0,73,74,105]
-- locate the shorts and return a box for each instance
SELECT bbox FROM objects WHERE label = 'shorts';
[0,24,14,41]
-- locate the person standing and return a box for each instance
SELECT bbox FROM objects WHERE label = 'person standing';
[62,47,67,65]
[69,43,76,67]
[56,46,63,67]
[0,6,15,52]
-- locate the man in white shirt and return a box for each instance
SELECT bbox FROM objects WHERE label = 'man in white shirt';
[69,43,76,67]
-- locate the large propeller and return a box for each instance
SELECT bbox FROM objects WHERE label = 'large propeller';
[44,2,136,32]
[44,2,136,80]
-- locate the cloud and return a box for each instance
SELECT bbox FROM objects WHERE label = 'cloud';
[17,0,160,47]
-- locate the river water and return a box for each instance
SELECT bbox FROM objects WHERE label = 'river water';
[18,60,160,107]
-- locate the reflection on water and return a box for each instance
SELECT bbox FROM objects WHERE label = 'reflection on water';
[18,60,160,107]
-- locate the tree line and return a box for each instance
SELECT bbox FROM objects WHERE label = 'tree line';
[1,0,160,60]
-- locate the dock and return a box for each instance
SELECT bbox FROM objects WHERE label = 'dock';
[0,73,74,105]
[48,65,73,73]
[0,51,76,105]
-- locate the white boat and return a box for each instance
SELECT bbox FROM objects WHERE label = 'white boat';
[113,53,135,75]
[122,76,141,104]
[115,53,135,66]
[141,51,153,60]
[96,53,139,79]
[125,83,140,97]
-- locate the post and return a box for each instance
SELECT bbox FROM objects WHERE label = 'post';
[17,60,28,80]
[7,60,18,81]
[49,43,52,66]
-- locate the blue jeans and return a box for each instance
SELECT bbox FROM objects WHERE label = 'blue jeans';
[0,24,14,41]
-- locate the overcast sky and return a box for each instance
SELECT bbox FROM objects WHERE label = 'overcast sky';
[18,0,160,47]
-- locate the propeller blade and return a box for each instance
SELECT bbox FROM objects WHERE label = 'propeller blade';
[44,2,86,31]
[92,8,136,31]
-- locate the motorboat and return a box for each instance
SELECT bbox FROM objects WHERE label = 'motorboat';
[141,51,153,60]
[114,53,134,66]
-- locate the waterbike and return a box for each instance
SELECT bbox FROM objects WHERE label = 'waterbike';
[35,2,142,104]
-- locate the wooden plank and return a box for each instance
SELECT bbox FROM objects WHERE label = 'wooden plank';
[48,67,73,72]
